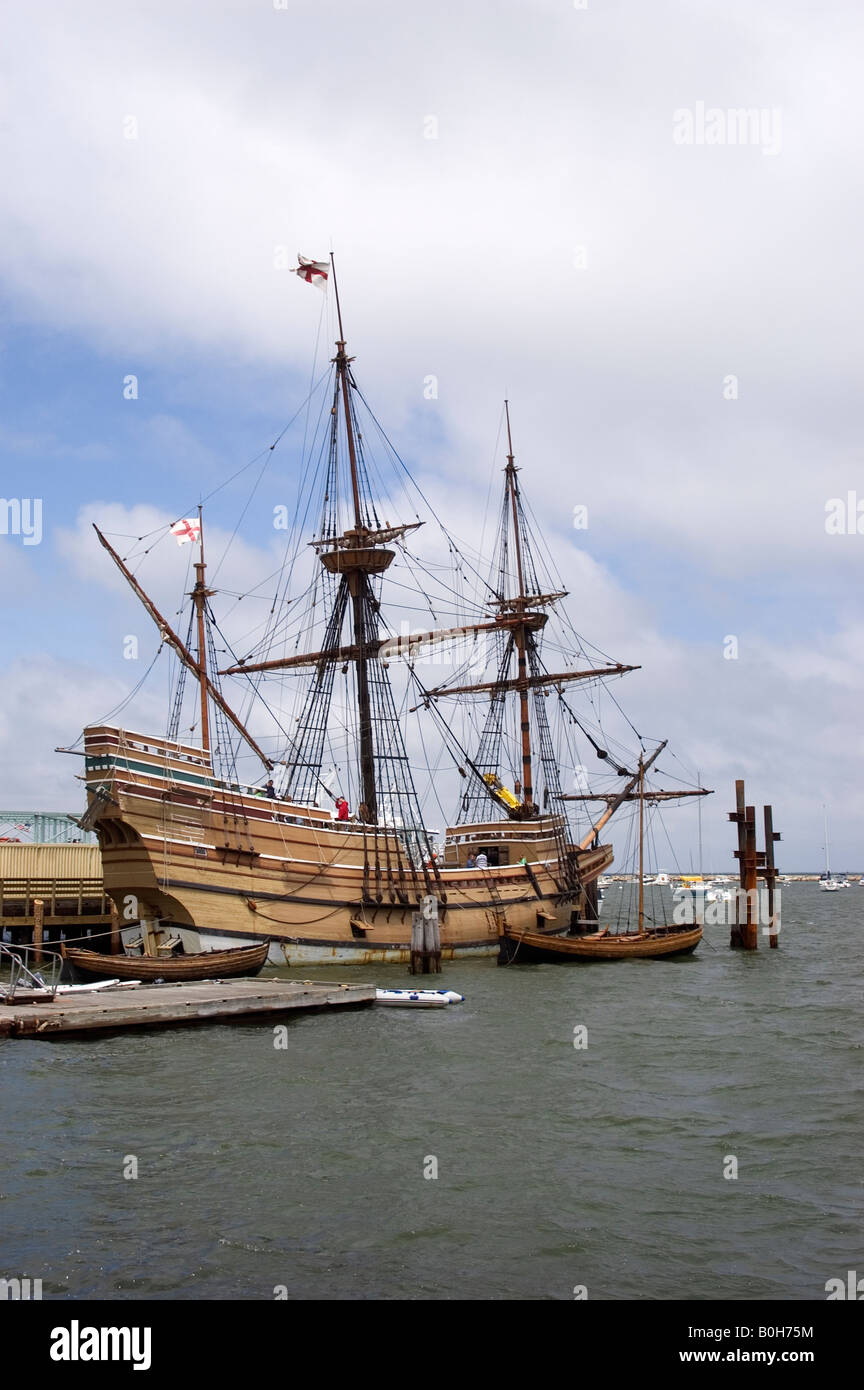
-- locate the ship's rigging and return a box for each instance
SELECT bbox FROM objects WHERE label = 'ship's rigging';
[76,254,711,873]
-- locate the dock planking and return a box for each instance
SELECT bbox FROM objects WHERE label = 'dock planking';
[0,977,375,1038]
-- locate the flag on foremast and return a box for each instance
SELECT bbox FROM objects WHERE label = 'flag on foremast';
[295,254,329,290]
[170,517,202,546]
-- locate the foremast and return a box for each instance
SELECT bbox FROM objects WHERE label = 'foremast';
[92,522,272,772]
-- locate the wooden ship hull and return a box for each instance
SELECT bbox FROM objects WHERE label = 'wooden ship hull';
[67,267,711,969]
[498,923,702,964]
[63,940,269,982]
[81,725,613,966]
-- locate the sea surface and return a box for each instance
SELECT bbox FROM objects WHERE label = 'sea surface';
[1,884,860,1301]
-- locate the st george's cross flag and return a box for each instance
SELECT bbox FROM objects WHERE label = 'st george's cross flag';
[171,517,202,546]
[295,254,329,290]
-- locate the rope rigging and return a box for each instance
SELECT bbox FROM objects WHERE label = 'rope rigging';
[79,294,706,888]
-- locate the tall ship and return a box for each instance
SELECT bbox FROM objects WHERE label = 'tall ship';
[69,257,704,965]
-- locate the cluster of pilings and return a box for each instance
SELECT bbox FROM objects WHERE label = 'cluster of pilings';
[728,779,780,949]
[410,894,442,973]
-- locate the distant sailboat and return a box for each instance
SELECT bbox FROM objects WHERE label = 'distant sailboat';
[820,807,840,891]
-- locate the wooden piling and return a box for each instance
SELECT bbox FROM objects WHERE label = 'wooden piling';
[742,804,760,950]
[32,898,44,965]
[582,875,599,927]
[410,895,441,974]
[109,899,121,955]
[728,779,781,951]
[729,782,746,948]
[764,805,781,948]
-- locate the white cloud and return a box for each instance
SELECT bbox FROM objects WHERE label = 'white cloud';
[1,1,861,862]
[0,654,163,808]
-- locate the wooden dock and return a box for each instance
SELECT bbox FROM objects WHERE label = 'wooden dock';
[0,978,375,1039]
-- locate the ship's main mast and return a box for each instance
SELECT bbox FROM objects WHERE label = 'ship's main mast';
[221,254,430,832]
[504,401,535,815]
[191,504,211,757]
[330,255,381,820]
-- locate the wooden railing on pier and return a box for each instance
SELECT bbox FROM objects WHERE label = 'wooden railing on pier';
[0,877,113,950]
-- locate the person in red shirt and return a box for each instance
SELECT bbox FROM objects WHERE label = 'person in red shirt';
[335,797,350,821]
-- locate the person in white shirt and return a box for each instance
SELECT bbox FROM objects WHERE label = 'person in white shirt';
[475,851,488,869]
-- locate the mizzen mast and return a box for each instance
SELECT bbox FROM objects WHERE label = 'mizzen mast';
[449,400,623,828]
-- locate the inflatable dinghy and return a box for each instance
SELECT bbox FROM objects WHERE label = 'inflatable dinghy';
[375,988,465,1007]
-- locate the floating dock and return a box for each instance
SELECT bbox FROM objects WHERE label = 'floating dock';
[0,978,375,1039]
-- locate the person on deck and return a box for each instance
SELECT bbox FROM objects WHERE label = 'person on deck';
[475,850,488,869]
[335,797,350,821]
[265,779,276,799]
[466,853,476,869]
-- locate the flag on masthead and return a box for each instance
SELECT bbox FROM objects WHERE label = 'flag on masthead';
[171,517,202,546]
[295,254,329,290]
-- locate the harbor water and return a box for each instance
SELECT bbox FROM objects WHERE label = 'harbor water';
[1,884,860,1300]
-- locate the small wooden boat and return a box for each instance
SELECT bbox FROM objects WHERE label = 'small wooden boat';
[517,752,705,964]
[498,924,702,964]
[62,941,269,982]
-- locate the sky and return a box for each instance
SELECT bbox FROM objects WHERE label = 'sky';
[1,0,862,870]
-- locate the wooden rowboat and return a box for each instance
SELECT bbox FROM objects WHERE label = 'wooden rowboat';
[62,941,269,982]
[498,924,702,965]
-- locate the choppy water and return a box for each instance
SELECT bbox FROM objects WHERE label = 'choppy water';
[1,884,860,1300]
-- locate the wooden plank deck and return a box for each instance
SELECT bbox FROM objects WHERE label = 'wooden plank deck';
[0,978,375,1038]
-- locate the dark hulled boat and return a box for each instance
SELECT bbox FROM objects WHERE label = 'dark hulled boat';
[498,923,702,964]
